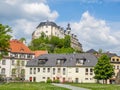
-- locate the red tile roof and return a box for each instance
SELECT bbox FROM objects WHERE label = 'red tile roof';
[9,39,33,54]
[33,50,48,57]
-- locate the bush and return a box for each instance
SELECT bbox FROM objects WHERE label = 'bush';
[53,79,60,83]
[14,77,21,81]
[46,79,52,83]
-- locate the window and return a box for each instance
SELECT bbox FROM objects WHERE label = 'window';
[42,77,45,79]
[56,60,61,65]
[14,54,18,58]
[20,54,25,58]
[53,68,55,75]
[57,68,61,73]
[63,68,66,75]
[1,68,5,74]
[117,66,119,69]
[112,59,115,61]
[43,68,45,73]
[2,60,6,65]
[47,68,50,73]
[12,60,15,65]
[76,68,79,73]
[85,78,88,80]
[27,54,32,59]
[38,68,40,72]
[76,59,84,65]
[56,59,66,65]
[85,68,88,75]
[17,60,20,66]
[12,68,16,75]
[30,68,32,74]
[21,61,25,66]
[90,68,93,75]
[21,69,25,76]
[117,59,119,62]
[34,68,36,74]
[85,68,88,72]
[38,60,46,65]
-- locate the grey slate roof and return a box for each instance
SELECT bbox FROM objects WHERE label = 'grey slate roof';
[37,21,58,28]
[26,53,98,67]
[86,49,97,53]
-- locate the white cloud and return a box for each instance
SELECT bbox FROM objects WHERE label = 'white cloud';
[12,19,39,44]
[0,0,59,43]
[22,3,58,21]
[71,11,120,54]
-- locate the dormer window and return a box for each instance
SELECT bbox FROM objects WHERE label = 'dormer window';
[38,59,47,65]
[57,60,61,65]
[76,58,86,65]
[56,59,66,65]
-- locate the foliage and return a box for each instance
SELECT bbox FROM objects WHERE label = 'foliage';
[0,24,12,59]
[64,35,70,48]
[0,82,69,90]
[53,79,60,83]
[46,79,52,83]
[19,37,26,43]
[94,54,114,84]
[29,32,76,53]
[54,47,75,53]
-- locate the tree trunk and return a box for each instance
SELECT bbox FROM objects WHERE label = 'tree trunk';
[105,79,107,84]
[97,79,99,83]
[103,79,104,84]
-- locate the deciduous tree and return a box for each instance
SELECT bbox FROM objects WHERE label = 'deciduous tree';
[0,24,12,59]
[94,54,114,84]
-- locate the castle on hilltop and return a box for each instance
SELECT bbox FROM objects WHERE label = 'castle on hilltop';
[32,20,82,52]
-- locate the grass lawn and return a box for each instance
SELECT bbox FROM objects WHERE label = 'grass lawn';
[70,83,120,90]
[0,82,69,90]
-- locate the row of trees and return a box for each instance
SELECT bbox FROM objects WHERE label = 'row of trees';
[29,32,75,53]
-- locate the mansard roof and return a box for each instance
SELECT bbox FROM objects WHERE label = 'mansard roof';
[26,53,98,67]
[37,21,58,28]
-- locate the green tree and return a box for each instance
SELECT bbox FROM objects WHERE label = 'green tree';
[64,35,70,48]
[0,24,12,59]
[94,54,114,84]
[19,37,26,43]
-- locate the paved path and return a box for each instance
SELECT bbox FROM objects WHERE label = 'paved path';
[52,83,90,90]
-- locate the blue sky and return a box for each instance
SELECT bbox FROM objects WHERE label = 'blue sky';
[0,0,120,54]
[47,0,120,22]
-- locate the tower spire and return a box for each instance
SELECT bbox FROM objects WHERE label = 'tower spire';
[66,23,71,30]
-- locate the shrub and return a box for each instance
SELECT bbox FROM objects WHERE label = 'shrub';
[14,77,21,81]
[53,79,60,83]
[46,79,52,83]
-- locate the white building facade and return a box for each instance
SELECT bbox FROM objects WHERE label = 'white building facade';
[25,53,97,83]
[0,39,35,80]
